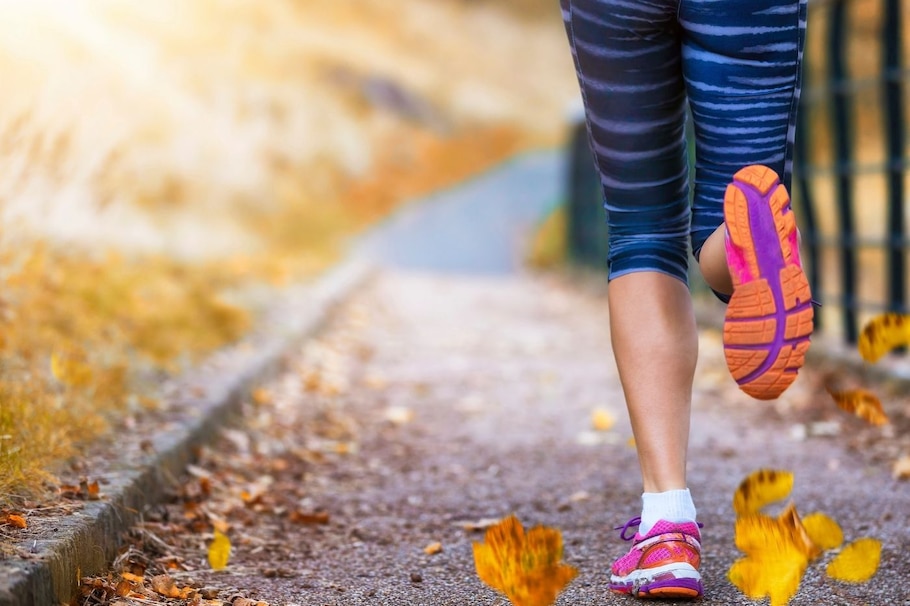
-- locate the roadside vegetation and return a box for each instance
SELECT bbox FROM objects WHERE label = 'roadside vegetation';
[0,0,578,501]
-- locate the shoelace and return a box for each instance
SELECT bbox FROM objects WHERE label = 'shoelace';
[613,517,704,542]
[614,517,643,541]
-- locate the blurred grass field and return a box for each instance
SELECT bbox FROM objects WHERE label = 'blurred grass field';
[0,0,578,501]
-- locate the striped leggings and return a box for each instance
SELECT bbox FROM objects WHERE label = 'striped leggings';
[561,0,808,284]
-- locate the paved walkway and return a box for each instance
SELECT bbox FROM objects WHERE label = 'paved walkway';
[174,151,907,605]
[183,268,908,605]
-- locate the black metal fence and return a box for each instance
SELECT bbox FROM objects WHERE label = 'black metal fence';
[794,0,908,343]
[565,0,909,344]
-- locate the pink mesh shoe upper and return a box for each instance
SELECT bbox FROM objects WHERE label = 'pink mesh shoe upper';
[611,519,702,577]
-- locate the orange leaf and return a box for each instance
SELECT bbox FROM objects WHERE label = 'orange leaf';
[826,387,889,425]
[4,513,27,529]
[289,510,330,525]
[83,479,101,500]
[150,574,181,598]
[858,313,910,362]
[424,541,443,555]
[115,579,132,597]
[251,387,273,405]
[472,515,577,606]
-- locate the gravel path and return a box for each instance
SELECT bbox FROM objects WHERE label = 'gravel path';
[120,267,909,606]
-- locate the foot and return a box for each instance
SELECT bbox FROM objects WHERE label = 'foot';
[610,518,703,599]
[722,165,814,400]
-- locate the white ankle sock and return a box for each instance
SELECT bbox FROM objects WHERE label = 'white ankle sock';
[640,488,697,535]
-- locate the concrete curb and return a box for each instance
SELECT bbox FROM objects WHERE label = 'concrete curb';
[0,258,374,606]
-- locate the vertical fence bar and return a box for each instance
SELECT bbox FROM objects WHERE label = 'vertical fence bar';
[883,0,906,314]
[828,0,858,342]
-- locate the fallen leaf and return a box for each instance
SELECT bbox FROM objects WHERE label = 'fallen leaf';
[120,572,144,583]
[289,510,330,525]
[893,455,910,480]
[733,469,794,516]
[251,387,273,405]
[826,538,882,583]
[858,313,910,362]
[115,579,132,597]
[801,512,843,551]
[728,552,807,606]
[384,406,414,425]
[3,513,27,529]
[729,513,810,606]
[590,408,615,432]
[424,541,443,555]
[83,478,101,500]
[569,491,590,503]
[826,387,889,425]
[472,515,577,606]
[150,574,181,598]
[777,503,821,561]
[208,530,231,571]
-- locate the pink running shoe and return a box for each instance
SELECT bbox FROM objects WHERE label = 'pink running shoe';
[609,517,703,599]
[723,165,814,400]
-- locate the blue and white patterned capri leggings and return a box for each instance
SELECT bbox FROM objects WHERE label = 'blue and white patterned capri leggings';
[560,0,808,284]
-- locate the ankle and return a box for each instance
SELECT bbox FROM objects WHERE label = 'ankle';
[640,488,697,534]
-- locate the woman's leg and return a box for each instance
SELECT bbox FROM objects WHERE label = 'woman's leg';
[608,272,697,494]
[682,0,812,400]
[560,0,693,496]
[561,0,703,598]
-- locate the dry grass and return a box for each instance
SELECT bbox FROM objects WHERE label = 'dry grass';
[0,0,578,501]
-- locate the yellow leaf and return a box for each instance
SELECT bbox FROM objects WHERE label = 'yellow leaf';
[730,513,810,606]
[733,469,794,516]
[50,348,94,388]
[473,515,578,606]
[728,552,807,606]
[801,512,843,551]
[826,387,889,426]
[734,512,815,560]
[826,538,882,583]
[591,408,615,432]
[858,313,910,362]
[208,529,231,571]
[777,503,821,561]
